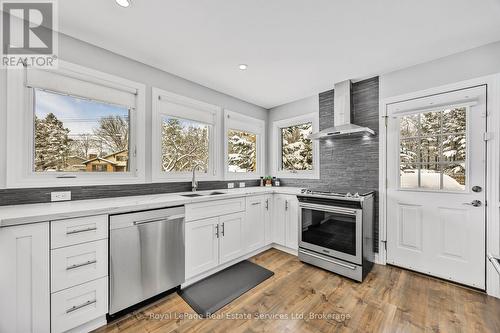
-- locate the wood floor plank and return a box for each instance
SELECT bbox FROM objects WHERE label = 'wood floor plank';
[94,249,500,333]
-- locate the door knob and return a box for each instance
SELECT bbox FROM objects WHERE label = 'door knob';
[463,200,482,207]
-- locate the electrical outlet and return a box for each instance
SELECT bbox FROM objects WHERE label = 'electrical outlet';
[51,191,71,202]
[239,182,246,188]
[227,182,234,189]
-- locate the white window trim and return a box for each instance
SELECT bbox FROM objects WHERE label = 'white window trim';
[271,113,320,179]
[224,109,265,180]
[151,88,221,182]
[5,60,146,188]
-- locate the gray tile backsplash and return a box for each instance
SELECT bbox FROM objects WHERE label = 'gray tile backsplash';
[280,77,380,252]
[0,180,260,206]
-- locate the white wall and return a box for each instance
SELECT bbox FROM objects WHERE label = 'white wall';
[0,33,267,188]
[267,95,319,173]
[380,41,500,99]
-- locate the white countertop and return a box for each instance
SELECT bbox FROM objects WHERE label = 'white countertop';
[0,187,303,227]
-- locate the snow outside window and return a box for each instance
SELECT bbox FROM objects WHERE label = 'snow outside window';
[152,88,220,182]
[271,113,319,179]
[224,110,265,179]
[399,107,467,191]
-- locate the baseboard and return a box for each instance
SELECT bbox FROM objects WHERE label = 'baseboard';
[66,315,107,333]
[271,244,298,256]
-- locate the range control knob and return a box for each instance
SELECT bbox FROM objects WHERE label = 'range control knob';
[353,192,360,198]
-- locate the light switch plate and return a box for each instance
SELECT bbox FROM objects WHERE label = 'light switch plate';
[51,191,71,202]
[239,182,246,188]
[227,183,234,189]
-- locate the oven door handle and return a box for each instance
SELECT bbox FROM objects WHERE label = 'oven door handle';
[298,203,358,216]
[300,249,357,270]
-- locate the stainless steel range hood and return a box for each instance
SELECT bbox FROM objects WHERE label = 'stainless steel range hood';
[310,80,375,140]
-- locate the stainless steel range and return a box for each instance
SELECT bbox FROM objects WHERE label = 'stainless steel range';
[297,188,375,282]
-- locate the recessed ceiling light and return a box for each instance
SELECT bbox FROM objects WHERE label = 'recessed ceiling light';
[239,64,248,70]
[115,0,131,8]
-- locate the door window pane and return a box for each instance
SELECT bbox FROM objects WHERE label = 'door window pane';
[34,89,130,173]
[281,122,313,171]
[399,108,467,191]
[227,129,257,173]
[161,116,209,172]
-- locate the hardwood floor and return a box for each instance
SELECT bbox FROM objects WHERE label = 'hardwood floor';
[95,249,500,333]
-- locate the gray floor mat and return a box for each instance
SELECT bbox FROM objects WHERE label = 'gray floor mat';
[178,260,274,317]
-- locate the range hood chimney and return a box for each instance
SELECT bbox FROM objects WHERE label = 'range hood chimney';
[310,80,375,140]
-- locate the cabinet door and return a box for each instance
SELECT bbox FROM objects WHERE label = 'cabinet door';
[245,196,266,252]
[185,218,219,279]
[285,195,299,250]
[272,194,287,246]
[0,223,50,333]
[264,194,273,245]
[219,212,245,264]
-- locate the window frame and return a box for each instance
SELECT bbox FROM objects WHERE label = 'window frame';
[223,109,265,180]
[5,61,146,188]
[397,105,471,193]
[151,88,221,182]
[271,113,320,179]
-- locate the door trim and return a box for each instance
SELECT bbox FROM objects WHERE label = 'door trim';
[379,74,500,298]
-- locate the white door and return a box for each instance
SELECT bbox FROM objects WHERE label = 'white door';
[386,86,486,289]
[219,212,245,264]
[185,218,219,279]
[272,194,287,246]
[245,196,266,252]
[285,195,299,250]
[0,223,50,333]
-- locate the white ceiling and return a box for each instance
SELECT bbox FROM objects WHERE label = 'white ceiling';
[58,0,500,109]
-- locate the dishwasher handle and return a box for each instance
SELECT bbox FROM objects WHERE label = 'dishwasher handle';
[133,214,185,226]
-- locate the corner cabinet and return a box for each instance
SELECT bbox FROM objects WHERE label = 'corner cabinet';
[0,222,51,333]
[273,194,299,250]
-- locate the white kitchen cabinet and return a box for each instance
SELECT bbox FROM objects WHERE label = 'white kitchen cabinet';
[185,217,220,278]
[0,222,50,333]
[244,196,266,252]
[273,194,299,250]
[219,212,245,264]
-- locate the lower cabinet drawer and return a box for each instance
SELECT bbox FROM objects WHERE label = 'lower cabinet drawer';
[51,277,108,333]
[51,239,108,293]
[51,215,108,249]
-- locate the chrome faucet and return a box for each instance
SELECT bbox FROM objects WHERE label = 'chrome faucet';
[192,164,201,192]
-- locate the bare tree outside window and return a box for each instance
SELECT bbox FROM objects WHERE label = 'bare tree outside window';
[281,122,313,171]
[161,117,209,172]
[33,89,130,173]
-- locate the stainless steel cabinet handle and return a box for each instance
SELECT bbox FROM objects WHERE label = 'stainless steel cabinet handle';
[66,260,97,271]
[221,223,225,237]
[265,199,269,210]
[251,202,261,206]
[66,227,97,235]
[285,200,289,210]
[215,224,220,238]
[66,299,97,314]
[463,200,482,207]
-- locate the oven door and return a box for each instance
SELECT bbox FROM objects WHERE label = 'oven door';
[299,202,362,265]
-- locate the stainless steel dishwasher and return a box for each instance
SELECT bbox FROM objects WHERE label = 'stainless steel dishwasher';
[109,206,185,315]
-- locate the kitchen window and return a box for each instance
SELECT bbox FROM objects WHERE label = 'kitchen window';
[399,107,468,191]
[5,61,146,188]
[224,110,265,178]
[272,113,319,179]
[152,88,220,181]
